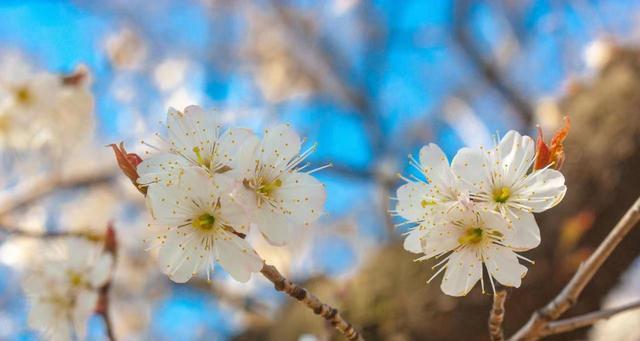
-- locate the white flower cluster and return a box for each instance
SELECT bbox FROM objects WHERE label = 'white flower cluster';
[23,238,113,341]
[395,131,566,297]
[0,56,94,151]
[139,105,326,283]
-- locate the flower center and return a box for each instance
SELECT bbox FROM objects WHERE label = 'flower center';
[192,146,211,169]
[67,271,84,287]
[492,186,511,203]
[192,213,216,231]
[14,86,32,105]
[458,227,484,245]
[421,199,437,208]
[257,178,282,198]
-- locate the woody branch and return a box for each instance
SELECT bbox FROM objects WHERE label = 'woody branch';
[510,196,640,340]
[260,263,363,341]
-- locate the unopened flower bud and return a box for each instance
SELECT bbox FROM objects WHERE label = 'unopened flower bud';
[109,142,146,194]
[534,116,570,170]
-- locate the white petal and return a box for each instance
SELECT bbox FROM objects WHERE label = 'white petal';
[147,168,217,226]
[514,168,567,212]
[419,143,449,173]
[157,229,209,283]
[215,128,255,168]
[137,153,188,187]
[275,172,325,226]
[89,253,114,288]
[73,289,99,340]
[403,226,426,254]
[502,210,540,251]
[440,247,482,297]
[422,221,461,258]
[483,244,528,288]
[496,131,535,185]
[167,105,219,162]
[259,124,301,167]
[451,147,491,193]
[395,181,430,222]
[215,230,263,282]
[254,206,293,246]
[219,183,256,234]
[232,134,260,179]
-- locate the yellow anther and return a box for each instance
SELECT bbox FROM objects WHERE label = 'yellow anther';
[192,146,210,168]
[458,228,484,245]
[257,178,282,197]
[492,186,511,203]
[421,199,437,208]
[192,213,216,231]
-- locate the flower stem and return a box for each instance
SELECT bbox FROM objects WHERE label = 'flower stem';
[260,263,363,340]
[489,289,507,341]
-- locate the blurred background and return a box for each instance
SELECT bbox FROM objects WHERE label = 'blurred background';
[0,0,639,340]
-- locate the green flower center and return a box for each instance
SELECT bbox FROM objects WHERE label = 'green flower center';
[458,228,484,245]
[493,186,511,203]
[192,146,211,168]
[257,178,282,197]
[192,213,216,231]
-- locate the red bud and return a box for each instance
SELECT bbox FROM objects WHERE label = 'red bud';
[104,222,117,255]
[108,142,146,194]
[534,117,570,170]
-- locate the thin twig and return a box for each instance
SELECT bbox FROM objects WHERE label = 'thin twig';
[0,226,87,239]
[510,196,640,340]
[453,0,534,127]
[0,165,117,217]
[540,300,640,337]
[489,289,507,341]
[97,225,118,341]
[260,263,364,341]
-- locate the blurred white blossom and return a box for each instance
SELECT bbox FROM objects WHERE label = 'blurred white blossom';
[22,238,112,340]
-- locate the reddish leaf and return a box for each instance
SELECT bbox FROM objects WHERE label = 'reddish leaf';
[534,116,571,170]
[108,142,146,194]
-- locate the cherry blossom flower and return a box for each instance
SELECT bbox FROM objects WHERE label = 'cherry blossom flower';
[144,168,263,283]
[230,124,327,246]
[395,143,472,254]
[0,57,94,151]
[137,105,253,189]
[22,238,113,340]
[417,210,539,297]
[451,130,567,233]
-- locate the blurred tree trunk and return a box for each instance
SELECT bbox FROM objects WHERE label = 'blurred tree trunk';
[234,47,640,341]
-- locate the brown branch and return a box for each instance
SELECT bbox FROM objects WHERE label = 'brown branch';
[453,0,534,127]
[260,263,364,341]
[510,196,640,340]
[0,226,88,239]
[97,225,118,341]
[489,289,507,341]
[0,165,117,217]
[540,300,640,337]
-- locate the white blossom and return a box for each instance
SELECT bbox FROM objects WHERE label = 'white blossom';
[23,238,112,341]
[0,56,94,151]
[230,124,326,246]
[145,168,263,283]
[395,143,471,254]
[451,130,566,234]
[418,209,539,297]
[137,105,253,189]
